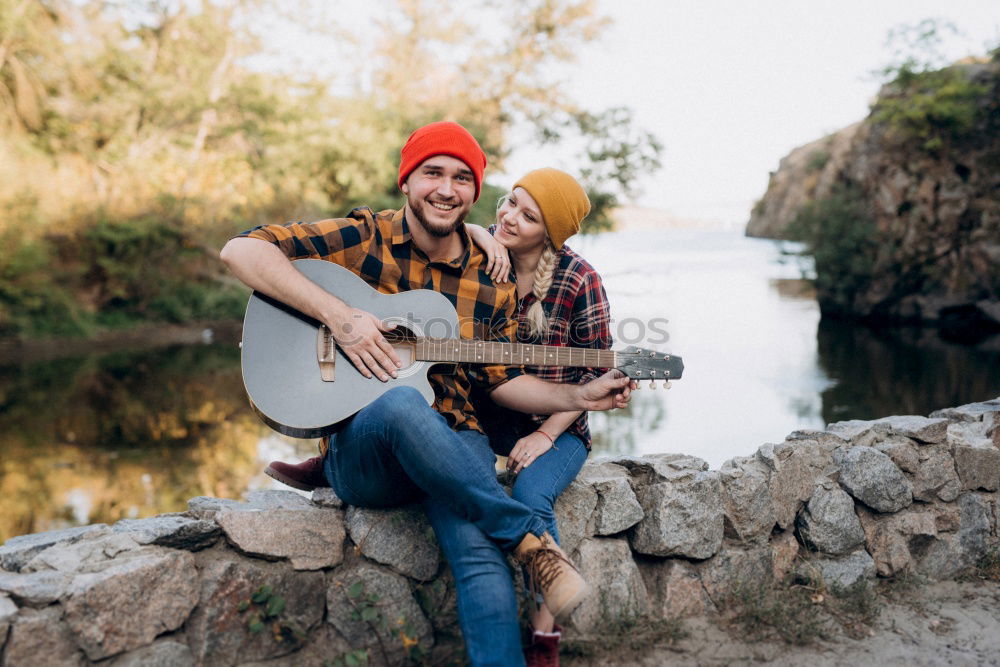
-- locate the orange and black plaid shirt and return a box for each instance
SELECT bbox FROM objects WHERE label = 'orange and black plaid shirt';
[238,207,524,435]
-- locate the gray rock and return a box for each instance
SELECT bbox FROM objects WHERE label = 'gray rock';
[761,440,835,529]
[346,506,439,581]
[931,398,1000,423]
[3,606,85,666]
[628,469,724,559]
[569,537,648,633]
[186,556,325,665]
[719,459,775,541]
[876,415,949,444]
[553,480,598,555]
[0,570,70,607]
[911,445,962,502]
[609,453,709,479]
[784,429,848,449]
[311,487,344,508]
[243,489,314,510]
[112,515,220,551]
[577,462,644,536]
[856,505,939,576]
[770,530,800,580]
[216,507,346,570]
[796,484,865,556]
[637,558,707,618]
[799,549,876,590]
[874,437,921,473]
[914,493,992,580]
[327,562,433,662]
[696,543,773,605]
[0,524,110,572]
[0,593,17,642]
[835,446,913,512]
[62,547,199,661]
[106,640,195,667]
[826,420,891,447]
[187,496,246,519]
[949,422,1000,491]
[23,532,140,574]
[187,492,313,521]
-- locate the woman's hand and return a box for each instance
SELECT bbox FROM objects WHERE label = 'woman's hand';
[466,224,511,283]
[506,430,555,475]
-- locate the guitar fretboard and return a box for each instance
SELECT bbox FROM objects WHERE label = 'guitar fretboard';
[414,338,616,369]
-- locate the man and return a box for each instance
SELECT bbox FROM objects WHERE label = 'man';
[220,121,632,666]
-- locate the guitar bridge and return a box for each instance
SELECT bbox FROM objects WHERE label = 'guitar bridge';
[317,325,336,382]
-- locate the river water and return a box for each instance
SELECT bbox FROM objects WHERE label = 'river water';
[2,228,999,540]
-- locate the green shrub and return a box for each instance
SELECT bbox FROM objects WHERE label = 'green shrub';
[786,185,877,315]
[871,64,993,153]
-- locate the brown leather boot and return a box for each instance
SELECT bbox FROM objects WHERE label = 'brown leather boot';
[264,456,329,491]
[524,624,562,667]
[515,533,588,621]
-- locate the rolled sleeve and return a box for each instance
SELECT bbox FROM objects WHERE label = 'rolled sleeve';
[235,209,374,265]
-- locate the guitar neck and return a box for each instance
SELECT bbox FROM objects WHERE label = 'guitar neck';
[414,338,617,369]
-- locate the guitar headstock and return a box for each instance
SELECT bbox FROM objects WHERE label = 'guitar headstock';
[616,346,684,384]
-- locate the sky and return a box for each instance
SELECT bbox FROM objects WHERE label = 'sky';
[260,0,1000,228]
[501,0,1000,227]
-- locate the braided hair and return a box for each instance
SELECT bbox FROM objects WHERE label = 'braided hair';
[524,240,558,339]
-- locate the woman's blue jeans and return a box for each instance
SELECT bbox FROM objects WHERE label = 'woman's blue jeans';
[322,386,587,667]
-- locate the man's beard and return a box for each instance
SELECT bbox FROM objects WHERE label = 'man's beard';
[410,200,467,238]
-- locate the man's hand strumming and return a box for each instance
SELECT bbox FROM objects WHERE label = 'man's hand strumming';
[328,307,402,382]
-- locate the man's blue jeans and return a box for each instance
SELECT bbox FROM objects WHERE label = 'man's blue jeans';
[322,386,586,666]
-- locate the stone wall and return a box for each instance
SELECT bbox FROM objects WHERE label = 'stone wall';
[2,397,999,665]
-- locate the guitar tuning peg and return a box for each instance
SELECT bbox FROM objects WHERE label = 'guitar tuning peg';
[664,381,672,390]
[649,379,656,389]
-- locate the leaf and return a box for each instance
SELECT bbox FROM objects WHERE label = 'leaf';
[345,654,360,667]
[237,600,250,612]
[266,595,286,618]
[347,581,364,599]
[252,585,272,604]
[361,607,379,622]
[249,620,264,634]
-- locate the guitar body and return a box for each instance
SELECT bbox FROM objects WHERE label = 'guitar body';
[241,259,460,438]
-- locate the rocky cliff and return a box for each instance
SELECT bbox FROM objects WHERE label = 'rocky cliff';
[747,60,1000,326]
[1,397,999,666]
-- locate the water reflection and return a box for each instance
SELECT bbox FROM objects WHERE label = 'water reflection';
[0,345,314,542]
[817,319,1000,422]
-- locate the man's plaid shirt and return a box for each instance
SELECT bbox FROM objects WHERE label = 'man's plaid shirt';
[238,207,524,438]
[475,232,613,451]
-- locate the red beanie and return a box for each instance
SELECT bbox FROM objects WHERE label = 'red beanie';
[398,121,487,201]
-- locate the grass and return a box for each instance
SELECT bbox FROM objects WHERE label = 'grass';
[723,573,882,646]
[561,614,688,658]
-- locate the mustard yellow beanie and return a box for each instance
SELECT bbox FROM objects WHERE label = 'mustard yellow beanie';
[512,168,591,250]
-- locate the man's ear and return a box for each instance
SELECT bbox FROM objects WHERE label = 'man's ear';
[401,181,410,195]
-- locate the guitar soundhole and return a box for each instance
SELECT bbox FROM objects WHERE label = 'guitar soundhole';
[384,327,418,369]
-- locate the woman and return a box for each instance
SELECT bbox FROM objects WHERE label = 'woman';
[467,167,613,666]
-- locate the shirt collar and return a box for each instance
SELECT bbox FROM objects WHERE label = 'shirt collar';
[395,209,473,272]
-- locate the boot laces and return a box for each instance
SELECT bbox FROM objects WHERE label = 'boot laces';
[523,538,579,601]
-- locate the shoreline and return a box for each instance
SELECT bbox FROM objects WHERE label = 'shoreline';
[0,319,244,366]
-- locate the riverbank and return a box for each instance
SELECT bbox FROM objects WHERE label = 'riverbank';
[0,396,996,665]
[0,320,242,366]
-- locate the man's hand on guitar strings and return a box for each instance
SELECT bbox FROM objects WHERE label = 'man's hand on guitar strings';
[328,307,402,381]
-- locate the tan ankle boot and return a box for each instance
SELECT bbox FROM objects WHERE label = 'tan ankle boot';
[515,533,588,620]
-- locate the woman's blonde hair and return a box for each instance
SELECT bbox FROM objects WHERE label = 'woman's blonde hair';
[496,190,560,338]
[524,240,558,338]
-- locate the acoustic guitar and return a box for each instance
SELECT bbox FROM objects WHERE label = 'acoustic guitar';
[241,259,684,438]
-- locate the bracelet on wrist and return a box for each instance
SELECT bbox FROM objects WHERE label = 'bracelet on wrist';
[535,430,555,444]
